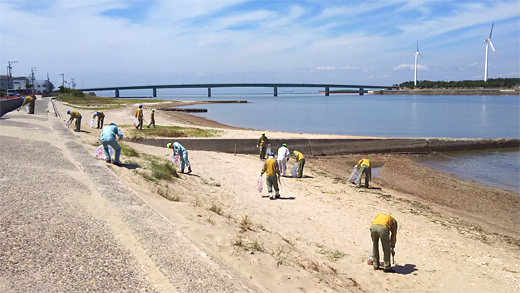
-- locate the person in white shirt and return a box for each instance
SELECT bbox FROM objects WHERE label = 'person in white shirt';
[277,143,290,176]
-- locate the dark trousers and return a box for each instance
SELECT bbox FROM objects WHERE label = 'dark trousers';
[147,118,155,128]
[97,117,104,129]
[75,116,82,132]
[136,117,143,129]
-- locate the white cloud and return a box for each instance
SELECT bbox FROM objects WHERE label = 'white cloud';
[394,64,429,71]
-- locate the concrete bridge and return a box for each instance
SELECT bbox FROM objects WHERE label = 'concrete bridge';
[79,83,397,98]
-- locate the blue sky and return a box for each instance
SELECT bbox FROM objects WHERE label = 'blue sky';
[1,0,519,90]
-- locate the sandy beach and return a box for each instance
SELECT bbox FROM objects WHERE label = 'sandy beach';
[2,97,519,292]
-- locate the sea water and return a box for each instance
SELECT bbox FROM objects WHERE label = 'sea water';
[117,92,520,191]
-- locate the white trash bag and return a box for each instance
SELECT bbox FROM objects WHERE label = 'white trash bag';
[171,154,180,167]
[348,166,359,184]
[266,144,271,155]
[132,118,137,127]
[291,164,298,178]
[95,145,115,160]
[65,121,71,128]
[366,246,374,265]
[90,119,95,128]
[257,176,263,193]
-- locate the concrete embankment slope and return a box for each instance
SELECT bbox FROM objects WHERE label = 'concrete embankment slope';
[0,97,23,117]
[131,137,519,156]
[0,98,259,293]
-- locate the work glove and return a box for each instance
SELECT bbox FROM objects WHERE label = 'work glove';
[354,165,358,168]
[391,248,395,256]
[256,145,259,148]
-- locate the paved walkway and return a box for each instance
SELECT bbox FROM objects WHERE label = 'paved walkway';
[0,98,258,292]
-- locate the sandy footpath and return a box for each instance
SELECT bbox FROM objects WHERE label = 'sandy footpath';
[48,100,520,292]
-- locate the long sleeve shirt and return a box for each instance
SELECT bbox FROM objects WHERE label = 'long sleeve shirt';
[93,111,105,119]
[136,108,143,118]
[277,146,290,160]
[21,96,35,106]
[173,142,186,156]
[261,158,280,176]
[257,135,269,147]
[100,124,123,142]
[294,151,305,162]
[358,158,371,167]
[68,111,81,121]
[371,213,398,248]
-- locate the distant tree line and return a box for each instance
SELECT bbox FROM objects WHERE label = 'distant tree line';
[399,78,520,89]
[58,85,85,97]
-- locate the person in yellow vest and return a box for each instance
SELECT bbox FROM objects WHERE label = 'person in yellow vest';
[135,104,143,130]
[356,158,371,188]
[21,95,36,114]
[66,110,82,132]
[370,213,398,272]
[261,152,281,200]
[93,111,105,129]
[293,150,305,178]
[147,108,156,128]
[257,132,270,160]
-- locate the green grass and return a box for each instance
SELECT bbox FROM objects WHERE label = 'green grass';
[120,143,140,157]
[58,93,165,110]
[150,161,178,180]
[123,125,221,139]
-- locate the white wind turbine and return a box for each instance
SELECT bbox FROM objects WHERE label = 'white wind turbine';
[413,40,423,86]
[483,22,497,82]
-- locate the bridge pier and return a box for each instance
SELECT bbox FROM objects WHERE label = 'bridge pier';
[274,87,278,97]
[359,87,364,95]
[115,89,119,98]
[153,88,157,98]
[325,87,329,96]
[208,87,211,97]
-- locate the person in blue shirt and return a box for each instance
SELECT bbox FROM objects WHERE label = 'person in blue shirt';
[167,142,192,174]
[100,123,123,166]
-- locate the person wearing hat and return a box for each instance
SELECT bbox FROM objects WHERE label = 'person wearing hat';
[21,95,36,114]
[370,213,398,272]
[100,123,124,166]
[257,132,270,160]
[277,143,290,176]
[260,152,281,200]
[293,150,305,178]
[135,104,144,130]
[66,110,82,132]
[167,142,192,174]
[356,158,372,188]
[93,111,105,129]
[147,108,156,128]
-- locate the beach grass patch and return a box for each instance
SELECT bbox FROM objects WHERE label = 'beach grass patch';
[58,93,164,110]
[120,143,140,157]
[209,203,223,215]
[239,215,253,233]
[124,125,221,139]
[151,161,177,180]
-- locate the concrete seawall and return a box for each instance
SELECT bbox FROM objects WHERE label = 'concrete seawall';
[0,97,23,118]
[129,137,519,156]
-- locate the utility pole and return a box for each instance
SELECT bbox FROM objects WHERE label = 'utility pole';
[7,61,18,90]
[31,67,37,93]
[59,73,65,89]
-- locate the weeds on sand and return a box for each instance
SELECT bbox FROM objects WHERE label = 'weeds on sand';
[207,215,215,225]
[239,215,253,233]
[232,236,244,247]
[209,204,223,215]
[315,243,346,263]
[150,161,177,180]
[125,125,221,139]
[251,240,265,252]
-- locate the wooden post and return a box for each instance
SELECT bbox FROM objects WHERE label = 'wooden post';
[234,143,237,156]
